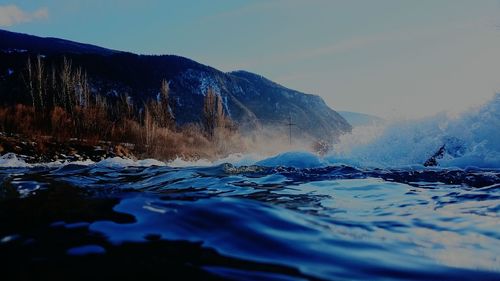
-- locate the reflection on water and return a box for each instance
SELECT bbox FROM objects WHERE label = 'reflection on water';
[0,163,499,280]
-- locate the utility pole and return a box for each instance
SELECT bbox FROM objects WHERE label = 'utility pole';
[286,115,296,145]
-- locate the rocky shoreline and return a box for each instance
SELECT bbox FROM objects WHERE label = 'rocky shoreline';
[0,133,136,164]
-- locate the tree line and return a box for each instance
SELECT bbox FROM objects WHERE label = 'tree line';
[0,55,242,160]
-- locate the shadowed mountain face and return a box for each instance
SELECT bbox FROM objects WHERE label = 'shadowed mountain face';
[229,71,351,140]
[0,29,351,140]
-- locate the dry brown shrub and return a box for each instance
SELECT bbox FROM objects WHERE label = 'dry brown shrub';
[13,104,36,135]
[50,106,73,141]
[0,107,9,133]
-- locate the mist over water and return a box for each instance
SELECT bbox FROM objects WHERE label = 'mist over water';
[329,93,500,169]
[166,93,500,170]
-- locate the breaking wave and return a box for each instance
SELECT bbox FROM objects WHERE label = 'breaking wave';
[329,93,500,169]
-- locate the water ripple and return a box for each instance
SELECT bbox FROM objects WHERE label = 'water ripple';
[0,164,499,280]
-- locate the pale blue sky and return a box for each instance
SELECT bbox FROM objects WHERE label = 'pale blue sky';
[2,0,500,119]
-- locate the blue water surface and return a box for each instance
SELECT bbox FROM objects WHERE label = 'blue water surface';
[0,162,499,280]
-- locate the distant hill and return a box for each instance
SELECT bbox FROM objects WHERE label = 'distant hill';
[0,29,351,140]
[338,111,384,127]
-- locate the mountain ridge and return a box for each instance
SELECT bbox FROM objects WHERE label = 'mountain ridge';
[0,29,351,141]
[0,29,121,56]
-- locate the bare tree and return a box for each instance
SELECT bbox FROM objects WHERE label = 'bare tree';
[59,57,73,113]
[203,88,226,139]
[143,103,157,151]
[50,64,57,108]
[159,79,174,127]
[35,55,45,112]
[25,56,35,109]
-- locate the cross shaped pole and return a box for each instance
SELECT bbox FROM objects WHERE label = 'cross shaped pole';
[286,115,296,145]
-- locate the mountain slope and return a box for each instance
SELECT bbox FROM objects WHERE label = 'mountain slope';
[230,71,351,139]
[0,29,351,140]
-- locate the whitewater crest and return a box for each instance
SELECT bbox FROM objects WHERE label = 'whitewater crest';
[0,153,31,168]
[0,150,330,170]
[329,94,500,169]
[0,154,166,169]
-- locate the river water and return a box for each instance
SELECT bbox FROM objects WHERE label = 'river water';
[0,155,499,280]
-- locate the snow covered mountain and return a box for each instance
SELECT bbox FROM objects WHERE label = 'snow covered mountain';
[0,29,351,140]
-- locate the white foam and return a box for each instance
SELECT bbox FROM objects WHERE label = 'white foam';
[168,152,326,169]
[0,153,31,168]
[94,157,166,168]
[0,154,168,169]
[167,157,213,167]
[166,153,265,168]
[329,94,500,168]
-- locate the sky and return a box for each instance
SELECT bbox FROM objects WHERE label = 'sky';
[1,0,500,119]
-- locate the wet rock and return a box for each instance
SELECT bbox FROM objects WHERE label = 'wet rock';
[0,134,136,164]
[424,137,466,167]
[424,145,445,167]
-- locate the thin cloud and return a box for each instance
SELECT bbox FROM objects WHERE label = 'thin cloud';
[230,33,390,71]
[229,16,489,71]
[0,5,48,27]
